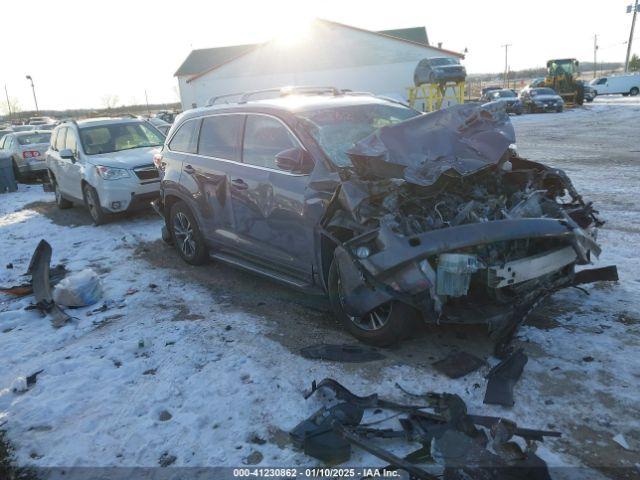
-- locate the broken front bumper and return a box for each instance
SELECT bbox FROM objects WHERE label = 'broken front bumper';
[335,218,607,320]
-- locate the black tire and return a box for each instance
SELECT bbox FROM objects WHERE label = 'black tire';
[556,106,563,113]
[327,259,419,347]
[11,160,24,184]
[83,183,108,225]
[169,201,208,265]
[528,104,535,114]
[630,87,639,96]
[51,176,72,209]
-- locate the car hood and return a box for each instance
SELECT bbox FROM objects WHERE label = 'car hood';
[88,146,160,168]
[531,94,562,102]
[346,103,515,187]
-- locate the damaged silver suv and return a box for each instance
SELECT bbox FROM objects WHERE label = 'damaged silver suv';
[154,87,615,351]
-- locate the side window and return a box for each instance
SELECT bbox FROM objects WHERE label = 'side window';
[56,128,67,151]
[51,129,59,150]
[198,115,243,161]
[65,129,78,155]
[0,136,7,149]
[596,78,607,85]
[168,119,199,153]
[243,115,297,169]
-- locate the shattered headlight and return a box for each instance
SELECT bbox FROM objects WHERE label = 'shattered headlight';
[96,165,131,180]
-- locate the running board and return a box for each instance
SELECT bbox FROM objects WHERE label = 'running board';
[210,251,314,291]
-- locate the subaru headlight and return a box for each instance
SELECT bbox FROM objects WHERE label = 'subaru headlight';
[96,165,131,180]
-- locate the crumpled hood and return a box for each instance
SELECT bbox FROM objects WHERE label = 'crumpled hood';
[346,103,515,186]
[88,146,159,168]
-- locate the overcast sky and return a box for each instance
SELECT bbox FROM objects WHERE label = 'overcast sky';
[2,0,637,111]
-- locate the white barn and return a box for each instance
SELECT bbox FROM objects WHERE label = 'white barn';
[175,19,464,109]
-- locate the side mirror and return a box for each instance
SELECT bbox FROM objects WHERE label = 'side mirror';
[275,147,313,174]
[59,148,75,161]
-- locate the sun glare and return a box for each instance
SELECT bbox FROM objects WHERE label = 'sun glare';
[272,14,315,47]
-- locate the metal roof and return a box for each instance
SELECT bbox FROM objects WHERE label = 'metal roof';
[174,44,258,77]
[377,27,429,45]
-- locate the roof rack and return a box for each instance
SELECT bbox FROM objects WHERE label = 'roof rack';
[206,86,344,106]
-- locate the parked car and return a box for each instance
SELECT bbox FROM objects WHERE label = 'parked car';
[519,87,564,113]
[0,129,13,142]
[480,86,502,99]
[152,88,606,347]
[589,74,640,96]
[28,117,55,125]
[582,82,596,102]
[46,118,165,225]
[414,57,467,86]
[12,125,35,132]
[145,117,171,135]
[36,123,57,131]
[483,89,523,114]
[0,130,51,181]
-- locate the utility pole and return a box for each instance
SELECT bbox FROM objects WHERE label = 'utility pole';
[625,0,639,71]
[593,34,598,78]
[501,44,512,88]
[144,90,151,117]
[25,75,39,114]
[4,84,11,119]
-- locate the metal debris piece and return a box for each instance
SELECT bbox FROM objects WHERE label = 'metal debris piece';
[27,240,71,328]
[293,378,557,478]
[484,349,528,407]
[432,351,485,378]
[300,344,386,363]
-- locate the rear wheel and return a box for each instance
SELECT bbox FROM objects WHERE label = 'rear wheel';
[11,160,24,183]
[83,184,108,225]
[52,176,72,209]
[169,201,208,265]
[328,259,419,346]
[630,87,639,96]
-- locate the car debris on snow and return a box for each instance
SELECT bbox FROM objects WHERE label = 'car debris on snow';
[0,264,67,297]
[26,240,70,328]
[321,103,618,352]
[292,378,559,479]
[484,349,528,407]
[52,269,102,307]
[432,351,486,378]
[300,344,386,363]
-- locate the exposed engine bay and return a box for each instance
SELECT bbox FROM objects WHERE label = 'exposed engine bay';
[321,103,617,351]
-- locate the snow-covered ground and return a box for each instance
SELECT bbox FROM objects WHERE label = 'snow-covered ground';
[0,100,639,479]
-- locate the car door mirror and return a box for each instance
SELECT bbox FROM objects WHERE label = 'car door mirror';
[275,148,313,174]
[59,148,75,161]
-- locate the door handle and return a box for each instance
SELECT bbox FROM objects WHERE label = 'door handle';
[231,178,248,190]
[183,164,195,174]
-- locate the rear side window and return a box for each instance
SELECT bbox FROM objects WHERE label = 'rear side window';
[242,115,297,169]
[169,119,199,153]
[198,115,243,161]
[55,128,67,151]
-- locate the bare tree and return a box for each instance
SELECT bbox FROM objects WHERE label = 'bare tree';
[0,97,21,116]
[101,94,120,110]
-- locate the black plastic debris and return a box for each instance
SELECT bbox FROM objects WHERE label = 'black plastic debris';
[0,264,67,296]
[484,349,528,407]
[292,378,558,479]
[574,265,618,285]
[27,240,70,328]
[300,344,386,363]
[26,370,44,388]
[432,351,485,378]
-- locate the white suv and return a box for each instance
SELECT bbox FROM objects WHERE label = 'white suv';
[46,118,164,224]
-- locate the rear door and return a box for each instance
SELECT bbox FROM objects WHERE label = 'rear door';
[182,114,243,246]
[229,113,314,277]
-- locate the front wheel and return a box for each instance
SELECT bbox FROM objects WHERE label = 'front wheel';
[630,87,639,96]
[528,104,535,114]
[169,201,208,265]
[52,176,73,209]
[328,259,419,346]
[83,184,108,225]
[556,106,564,113]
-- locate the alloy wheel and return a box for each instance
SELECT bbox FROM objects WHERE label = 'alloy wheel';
[173,212,197,258]
[337,275,392,331]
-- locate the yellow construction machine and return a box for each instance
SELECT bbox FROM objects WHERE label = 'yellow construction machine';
[544,58,585,106]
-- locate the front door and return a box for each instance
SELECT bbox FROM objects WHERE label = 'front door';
[230,113,313,278]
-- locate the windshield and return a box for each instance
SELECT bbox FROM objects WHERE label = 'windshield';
[492,90,517,98]
[297,103,420,167]
[18,133,51,145]
[531,88,556,96]
[79,122,164,155]
[429,57,459,66]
